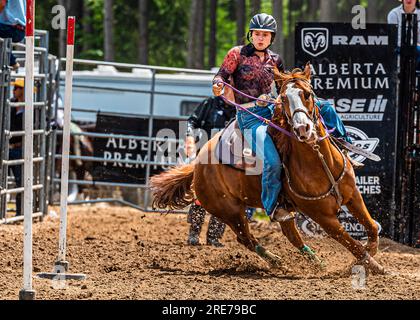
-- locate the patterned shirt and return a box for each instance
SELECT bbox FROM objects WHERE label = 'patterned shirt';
[214,44,284,104]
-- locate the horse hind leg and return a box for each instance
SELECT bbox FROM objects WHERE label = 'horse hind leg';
[205,200,288,272]
[314,213,385,275]
[345,191,379,257]
[229,213,289,272]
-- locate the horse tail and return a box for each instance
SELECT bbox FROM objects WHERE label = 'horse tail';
[150,164,195,210]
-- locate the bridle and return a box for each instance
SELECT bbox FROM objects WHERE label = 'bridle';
[278,77,321,144]
[278,77,347,208]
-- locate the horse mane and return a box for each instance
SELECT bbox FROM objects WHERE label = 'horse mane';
[269,104,291,159]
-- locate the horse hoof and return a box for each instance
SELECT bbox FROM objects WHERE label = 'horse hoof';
[358,254,385,275]
[363,242,379,257]
[370,263,386,275]
[301,245,326,271]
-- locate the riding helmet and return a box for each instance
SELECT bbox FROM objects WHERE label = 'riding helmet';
[249,13,277,33]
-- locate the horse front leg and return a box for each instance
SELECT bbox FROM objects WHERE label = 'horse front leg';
[314,212,385,275]
[345,191,379,257]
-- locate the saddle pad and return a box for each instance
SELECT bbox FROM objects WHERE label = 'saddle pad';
[215,120,262,173]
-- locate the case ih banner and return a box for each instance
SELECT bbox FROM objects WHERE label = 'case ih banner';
[92,113,183,185]
[295,23,398,239]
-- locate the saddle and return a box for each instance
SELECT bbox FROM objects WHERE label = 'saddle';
[215,120,262,174]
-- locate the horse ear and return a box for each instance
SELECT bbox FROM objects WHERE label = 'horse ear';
[303,62,311,80]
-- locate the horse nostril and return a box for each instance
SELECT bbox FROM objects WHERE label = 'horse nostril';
[306,124,311,133]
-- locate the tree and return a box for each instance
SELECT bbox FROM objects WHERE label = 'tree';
[208,0,218,68]
[319,0,337,22]
[307,0,320,22]
[82,1,93,54]
[272,0,284,59]
[138,0,148,64]
[187,0,199,68]
[251,0,261,17]
[367,0,379,23]
[104,0,115,61]
[236,0,246,45]
[195,0,206,69]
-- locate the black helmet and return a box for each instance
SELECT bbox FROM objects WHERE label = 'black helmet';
[249,13,277,33]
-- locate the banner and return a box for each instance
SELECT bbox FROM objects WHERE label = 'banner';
[92,113,183,185]
[295,23,398,238]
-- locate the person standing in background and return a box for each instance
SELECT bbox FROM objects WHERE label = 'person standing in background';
[0,0,26,71]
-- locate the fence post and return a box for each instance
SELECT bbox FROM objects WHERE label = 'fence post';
[19,0,36,301]
[37,17,86,283]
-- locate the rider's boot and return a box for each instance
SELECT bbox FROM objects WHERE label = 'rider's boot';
[342,149,365,169]
[269,205,295,223]
[349,157,365,169]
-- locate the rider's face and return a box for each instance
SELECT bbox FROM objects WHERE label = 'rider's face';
[403,0,417,11]
[251,30,272,51]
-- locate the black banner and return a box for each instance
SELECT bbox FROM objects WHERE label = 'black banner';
[295,23,398,238]
[92,113,184,185]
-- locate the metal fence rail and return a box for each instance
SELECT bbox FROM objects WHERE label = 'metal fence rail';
[50,58,217,211]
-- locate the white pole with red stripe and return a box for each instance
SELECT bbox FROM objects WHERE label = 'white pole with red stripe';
[37,17,85,283]
[20,0,36,300]
[57,16,75,267]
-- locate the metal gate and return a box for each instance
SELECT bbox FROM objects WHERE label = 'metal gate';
[0,30,58,224]
[51,59,215,212]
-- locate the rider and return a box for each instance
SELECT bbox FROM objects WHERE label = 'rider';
[212,13,353,222]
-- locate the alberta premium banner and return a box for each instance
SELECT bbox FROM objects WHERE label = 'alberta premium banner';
[92,113,183,185]
[295,23,398,238]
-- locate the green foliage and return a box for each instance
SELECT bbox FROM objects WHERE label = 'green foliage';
[147,0,190,67]
[35,0,395,68]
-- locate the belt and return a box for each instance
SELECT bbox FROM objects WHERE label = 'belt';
[13,24,25,31]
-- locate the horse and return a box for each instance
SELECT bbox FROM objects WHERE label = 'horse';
[150,64,385,275]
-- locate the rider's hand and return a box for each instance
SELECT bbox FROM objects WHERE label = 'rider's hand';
[274,95,283,106]
[256,94,270,107]
[212,79,224,97]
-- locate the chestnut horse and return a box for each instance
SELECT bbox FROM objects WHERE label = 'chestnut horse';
[150,64,385,274]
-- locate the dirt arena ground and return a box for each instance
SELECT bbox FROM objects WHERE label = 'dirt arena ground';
[0,205,419,300]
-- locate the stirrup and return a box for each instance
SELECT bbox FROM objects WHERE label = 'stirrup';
[349,157,365,169]
[342,149,365,169]
[270,207,295,223]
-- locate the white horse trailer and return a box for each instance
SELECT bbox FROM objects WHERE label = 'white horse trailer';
[60,65,216,123]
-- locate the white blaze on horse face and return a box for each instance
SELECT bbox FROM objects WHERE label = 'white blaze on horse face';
[285,83,314,141]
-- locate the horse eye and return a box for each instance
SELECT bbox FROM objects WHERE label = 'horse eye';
[304,92,311,100]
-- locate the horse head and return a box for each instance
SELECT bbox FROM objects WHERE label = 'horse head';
[275,63,319,144]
